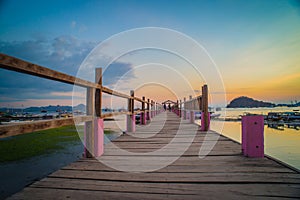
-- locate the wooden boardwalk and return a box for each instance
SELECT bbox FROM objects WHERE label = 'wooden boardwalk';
[8,112,300,199]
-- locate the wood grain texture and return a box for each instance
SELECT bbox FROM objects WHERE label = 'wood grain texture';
[0,54,150,138]
[0,116,92,138]
[8,111,300,200]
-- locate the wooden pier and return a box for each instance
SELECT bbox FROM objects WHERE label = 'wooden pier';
[1,54,300,199]
[8,111,300,199]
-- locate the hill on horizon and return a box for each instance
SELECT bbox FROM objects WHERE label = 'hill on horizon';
[227,96,275,108]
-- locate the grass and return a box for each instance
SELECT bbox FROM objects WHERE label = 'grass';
[0,125,114,163]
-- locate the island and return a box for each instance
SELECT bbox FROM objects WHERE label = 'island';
[227,96,275,108]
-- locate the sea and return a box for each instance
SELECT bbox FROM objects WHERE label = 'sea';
[207,107,300,170]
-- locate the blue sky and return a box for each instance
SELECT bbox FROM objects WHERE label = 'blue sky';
[0,0,300,107]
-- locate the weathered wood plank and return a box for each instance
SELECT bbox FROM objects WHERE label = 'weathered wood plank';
[0,116,92,138]
[28,178,300,197]
[47,169,300,183]
[7,111,300,200]
[0,54,151,138]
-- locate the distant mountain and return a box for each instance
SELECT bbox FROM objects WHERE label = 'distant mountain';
[73,104,86,112]
[24,105,73,112]
[0,104,86,114]
[227,96,275,108]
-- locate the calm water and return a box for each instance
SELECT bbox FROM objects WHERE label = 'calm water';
[209,107,300,170]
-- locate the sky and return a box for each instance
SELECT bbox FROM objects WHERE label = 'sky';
[0,0,300,108]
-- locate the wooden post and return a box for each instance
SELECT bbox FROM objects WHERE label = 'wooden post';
[153,101,156,117]
[147,99,151,121]
[176,100,179,116]
[141,96,146,125]
[150,100,152,118]
[84,87,95,158]
[95,68,102,118]
[197,96,202,111]
[189,97,195,123]
[201,85,209,131]
[183,97,186,120]
[127,90,135,132]
[151,100,154,118]
[179,100,182,118]
[94,68,104,157]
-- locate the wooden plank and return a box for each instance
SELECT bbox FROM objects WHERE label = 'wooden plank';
[101,111,130,118]
[202,84,209,130]
[7,111,300,200]
[0,53,147,104]
[85,87,95,158]
[101,86,131,99]
[95,68,102,117]
[0,116,92,138]
[47,169,300,183]
[28,178,300,197]
[63,158,295,173]
[9,183,300,200]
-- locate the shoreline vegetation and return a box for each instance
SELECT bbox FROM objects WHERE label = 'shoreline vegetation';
[0,125,115,163]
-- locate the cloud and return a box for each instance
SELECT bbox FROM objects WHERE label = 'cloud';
[0,36,136,107]
[0,35,96,74]
[0,35,95,105]
[71,21,77,28]
[103,62,135,86]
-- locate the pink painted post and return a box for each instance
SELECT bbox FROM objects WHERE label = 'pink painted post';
[241,115,264,158]
[127,114,136,132]
[190,111,195,123]
[200,112,210,131]
[94,118,104,157]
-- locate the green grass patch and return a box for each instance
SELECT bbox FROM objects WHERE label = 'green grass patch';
[0,125,114,163]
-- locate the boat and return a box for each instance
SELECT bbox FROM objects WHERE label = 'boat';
[211,113,221,118]
[267,112,282,121]
[216,107,222,111]
[282,112,300,121]
[194,111,221,119]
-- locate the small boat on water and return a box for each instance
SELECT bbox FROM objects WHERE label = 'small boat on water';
[267,112,300,121]
[195,111,221,119]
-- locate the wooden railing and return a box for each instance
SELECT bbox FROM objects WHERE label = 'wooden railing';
[0,53,161,142]
[169,85,209,131]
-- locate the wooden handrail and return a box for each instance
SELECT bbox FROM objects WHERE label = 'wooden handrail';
[0,53,157,139]
[0,53,148,103]
[0,53,100,89]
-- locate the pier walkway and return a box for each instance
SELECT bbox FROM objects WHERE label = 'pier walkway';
[8,111,300,200]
